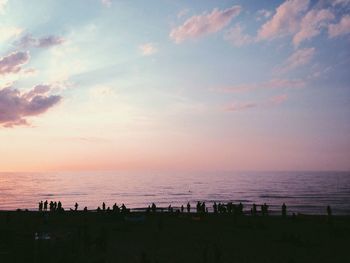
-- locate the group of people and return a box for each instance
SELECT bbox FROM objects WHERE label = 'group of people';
[37,200,333,218]
[38,200,64,212]
[251,203,269,216]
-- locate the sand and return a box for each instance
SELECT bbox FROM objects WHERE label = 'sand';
[0,210,349,263]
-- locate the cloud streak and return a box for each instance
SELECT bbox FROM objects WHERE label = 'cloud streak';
[170,6,241,43]
[225,94,288,112]
[16,34,65,49]
[276,47,315,73]
[328,15,350,38]
[293,8,334,46]
[0,51,30,76]
[0,85,61,127]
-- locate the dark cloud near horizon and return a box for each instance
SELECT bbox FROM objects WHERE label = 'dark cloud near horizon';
[0,85,62,127]
[15,34,64,49]
[0,51,30,75]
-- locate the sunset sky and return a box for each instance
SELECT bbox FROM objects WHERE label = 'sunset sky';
[0,0,349,172]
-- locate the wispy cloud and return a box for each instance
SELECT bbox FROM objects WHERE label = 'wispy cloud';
[139,43,158,56]
[257,0,310,41]
[170,6,241,43]
[269,94,288,105]
[0,85,62,127]
[0,51,30,76]
[293,9,334,46]
[15,34,65,49]
[328,15,350,38]
[276,47,315,73]
[224,23,254,47]
[225,102,257,112]
[225,94,288,112]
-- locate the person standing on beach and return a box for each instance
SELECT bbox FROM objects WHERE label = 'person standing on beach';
[282,203,287,217]
[44,200,48,211]
[75,202,78,211]
[187,202,191,213]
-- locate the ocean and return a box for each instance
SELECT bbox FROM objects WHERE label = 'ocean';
[0,171,349,214]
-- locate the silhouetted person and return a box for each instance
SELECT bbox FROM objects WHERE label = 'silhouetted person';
[84,206,88,212]
[282,203,287,217]
[181,205,184,213]
[196,201,201,213]
[263,203,269,216]
[54,201,57,211]
[151,203,157,213]
[57,201,62,211]
[49,201,54,211]
[213,202,218,214]
[97,206,101,212]
[327,205,332,217]
[187,202,191,213]
[253,203,257,216]
[102,202,106,211]
[121,203,127,213]
[75,202,78,211]
[168,204,173,213]
[38,201,43,211]
[202,202,206,213]
[238,202,243,215]
[44,200,48,211]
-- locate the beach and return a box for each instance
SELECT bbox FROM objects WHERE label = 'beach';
[1,210,349,263]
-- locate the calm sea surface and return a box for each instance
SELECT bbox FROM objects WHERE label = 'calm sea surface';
[0,171,349,214]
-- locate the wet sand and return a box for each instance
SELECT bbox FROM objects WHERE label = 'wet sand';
[0,211,349,263]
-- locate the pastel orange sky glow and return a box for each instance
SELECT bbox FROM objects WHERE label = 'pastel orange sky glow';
[1,0,350,172]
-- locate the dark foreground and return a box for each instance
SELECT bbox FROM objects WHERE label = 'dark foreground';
[0,211,349,263]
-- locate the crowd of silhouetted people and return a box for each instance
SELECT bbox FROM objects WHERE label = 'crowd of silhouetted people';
[37,200,334,218]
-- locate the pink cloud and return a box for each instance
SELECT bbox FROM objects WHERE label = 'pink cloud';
[276,47,315,73]
[269,94,288,105]
[0,85,61,127]
[293,9,334,46]
[170,6,241,43]
[225,94,288,112]
[224,24,254,47]
[0,51,30,76]
[257,0,309,40]
[225,102,257,112]
[16,34,64,49]
[328,15,350,38]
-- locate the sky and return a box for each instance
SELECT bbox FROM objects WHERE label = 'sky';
[0,0,349,172]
